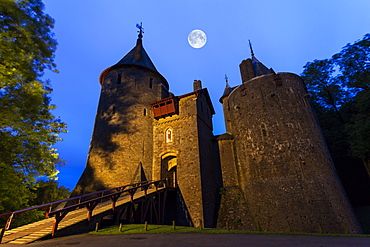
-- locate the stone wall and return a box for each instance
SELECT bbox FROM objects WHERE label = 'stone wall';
[71,41,362,234]
[72,65,168,196]
[218,72,362,233]
[196,91,222,228]
[153,93,204,227]
[216,137,254,230]
[152,89,220,227]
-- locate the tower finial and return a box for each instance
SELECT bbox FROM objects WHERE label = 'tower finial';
[225,74,230,88]
[136,22,144,39]
[249,39,255,58]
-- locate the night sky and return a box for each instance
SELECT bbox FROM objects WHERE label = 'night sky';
[42,0,370,189]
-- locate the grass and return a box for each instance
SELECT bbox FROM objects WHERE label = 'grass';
[91,224,232,234]
[90,223,370,238]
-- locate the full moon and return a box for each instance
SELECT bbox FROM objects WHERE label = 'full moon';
[188,29,207,48]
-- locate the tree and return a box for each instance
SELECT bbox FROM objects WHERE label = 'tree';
[301,59,350,159]
[0,0,66,215]
[0,163,32,213]
[301,34,370,207]
[332,34,370,171]
[30,179,70,207]
[301,59,348,120]
[332,34,370,90]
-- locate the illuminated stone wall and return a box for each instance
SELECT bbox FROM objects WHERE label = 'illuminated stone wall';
[72,65,169,196]
[71,39,362,234]
[217,72,362,233]
[152,89,221,228]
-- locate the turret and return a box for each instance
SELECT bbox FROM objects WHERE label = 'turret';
[219,75,234,133]
[72,25,169,195]
[217,43,362,234]
[239,40,274,83]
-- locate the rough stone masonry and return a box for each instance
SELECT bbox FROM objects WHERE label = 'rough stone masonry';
[72,32,362,234]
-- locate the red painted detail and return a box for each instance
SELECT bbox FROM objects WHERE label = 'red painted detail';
[99,67,112,85]
[151,96,179,119]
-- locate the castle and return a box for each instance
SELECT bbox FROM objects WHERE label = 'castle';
[72,29,362,234]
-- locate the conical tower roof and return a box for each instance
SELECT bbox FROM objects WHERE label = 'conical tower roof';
[251,55,271,77]
[239,41,274,83]
[115,38,158,72]
[219,75,235,103]
[99,26,168,89]
[249,40,271,77]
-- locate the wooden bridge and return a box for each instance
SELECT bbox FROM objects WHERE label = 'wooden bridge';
[0,180,169,245]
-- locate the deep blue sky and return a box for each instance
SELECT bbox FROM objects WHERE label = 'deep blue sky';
[42,0,370,189]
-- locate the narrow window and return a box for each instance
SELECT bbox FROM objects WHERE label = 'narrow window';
[165,128,173,143]
[262,128,267,137]
[143,108,147,116]
[112,105,116,115]
[117,74,121,84]
[261,123,267,137]
[149,78,153,88]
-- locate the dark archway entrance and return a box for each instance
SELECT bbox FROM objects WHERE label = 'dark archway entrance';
[161,154,177,187]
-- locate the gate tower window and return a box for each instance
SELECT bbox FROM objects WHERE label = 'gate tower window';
[165,128,173,143]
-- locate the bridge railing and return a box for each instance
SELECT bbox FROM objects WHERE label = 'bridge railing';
[48,179,168,236]
[0,180,151,231]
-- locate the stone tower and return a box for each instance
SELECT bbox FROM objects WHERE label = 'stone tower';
[72,28,361,233]
[72,29,221,228]
[217,50,362,233]
[72,28,170,195]
[150,80,220,227]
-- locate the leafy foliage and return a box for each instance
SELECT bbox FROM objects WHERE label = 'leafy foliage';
[301,34,370,206]
[0,163,31,212]
[8,179,72,228]
[0,0,68,220]
[332,34,370,90]
[0,0,58,82]
[346,89,370,163]
[302,59,350,118]
[29,179,70,207]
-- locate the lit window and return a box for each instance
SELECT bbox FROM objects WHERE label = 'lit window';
[165,128,173,143]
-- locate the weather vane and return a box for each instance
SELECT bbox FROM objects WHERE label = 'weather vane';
[248,39,255,58]
[136,22,144,39]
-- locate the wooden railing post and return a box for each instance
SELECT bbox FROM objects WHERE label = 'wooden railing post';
[5,213,14,230]
[0,228,5,244]
[0,179,166,239]
[52,217,58,237]
[85,201,99,222]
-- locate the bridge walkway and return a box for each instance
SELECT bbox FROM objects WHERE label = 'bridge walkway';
[0,181,167,245]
